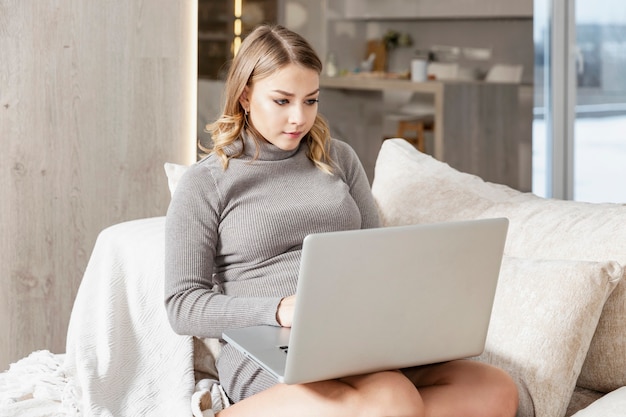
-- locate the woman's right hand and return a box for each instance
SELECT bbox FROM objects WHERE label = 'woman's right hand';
[276,295,296,328]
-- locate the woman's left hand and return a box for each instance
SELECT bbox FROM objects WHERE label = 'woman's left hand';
[276,295,296,328]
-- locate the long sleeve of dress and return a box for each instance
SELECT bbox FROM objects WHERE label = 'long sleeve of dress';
[164,164,283,339]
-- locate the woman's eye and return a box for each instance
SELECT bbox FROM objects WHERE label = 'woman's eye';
[274,99,289,105]
[306,99,320,105]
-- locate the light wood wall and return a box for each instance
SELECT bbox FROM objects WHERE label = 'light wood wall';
[0,0,197,370]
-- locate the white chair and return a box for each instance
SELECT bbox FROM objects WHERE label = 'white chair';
[384,62,459,152]
[485,64,524,83]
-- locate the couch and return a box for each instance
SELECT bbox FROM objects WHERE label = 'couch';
[3,138,626,417]
[371,139,626,417]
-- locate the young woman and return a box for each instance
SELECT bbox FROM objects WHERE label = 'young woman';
[165,24,518,417]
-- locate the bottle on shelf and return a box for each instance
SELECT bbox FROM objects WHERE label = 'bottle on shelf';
[325,52,338,77]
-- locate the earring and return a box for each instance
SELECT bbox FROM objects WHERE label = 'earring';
[243,108,249,127]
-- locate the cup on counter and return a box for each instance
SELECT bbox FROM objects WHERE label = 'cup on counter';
[411,58,428,82]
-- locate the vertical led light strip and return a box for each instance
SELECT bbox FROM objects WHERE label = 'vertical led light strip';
[234,0,242,55]
[184,0,199,164]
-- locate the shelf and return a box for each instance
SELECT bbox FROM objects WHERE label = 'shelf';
[197,0,279,80]
[198,32,231,42]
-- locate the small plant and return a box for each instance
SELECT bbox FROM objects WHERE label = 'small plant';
[383,30,412,50]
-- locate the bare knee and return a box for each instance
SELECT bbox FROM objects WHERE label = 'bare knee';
[343,371,424,417]
[468,365,519,417]
[492,369,519,417]
[405,360,518,417]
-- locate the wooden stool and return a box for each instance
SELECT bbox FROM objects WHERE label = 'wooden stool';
[390,119,428,153]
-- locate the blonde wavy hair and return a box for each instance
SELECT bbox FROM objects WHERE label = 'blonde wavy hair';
[203,24,334,174]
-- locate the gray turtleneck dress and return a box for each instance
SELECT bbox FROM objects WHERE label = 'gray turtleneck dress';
[164,134,380,402]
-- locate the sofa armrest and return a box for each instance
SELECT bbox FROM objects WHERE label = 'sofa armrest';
[64,217,195,416]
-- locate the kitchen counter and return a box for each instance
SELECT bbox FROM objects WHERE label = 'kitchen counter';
[320,75,444,92]
[319,75,529,190]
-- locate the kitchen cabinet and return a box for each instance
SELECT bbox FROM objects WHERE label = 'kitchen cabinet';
[328,0,533,20]
[319,76,530,190]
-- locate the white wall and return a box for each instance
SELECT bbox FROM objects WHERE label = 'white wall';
[0,0,197,370]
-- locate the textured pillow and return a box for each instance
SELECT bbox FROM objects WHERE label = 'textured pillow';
[371,139,626,393]
[473,257,622,417]
[480,197,626,393]
[164,162,189,197]
[372,141,515,226]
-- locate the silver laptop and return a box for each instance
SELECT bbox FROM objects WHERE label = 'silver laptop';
[222,217,508,385]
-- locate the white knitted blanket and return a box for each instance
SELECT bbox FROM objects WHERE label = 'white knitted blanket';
[0,350,69,417]
[1,217,217,416]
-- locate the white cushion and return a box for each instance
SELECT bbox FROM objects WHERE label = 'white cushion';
[194,337,221,380]
[371,139,626,393]
[164,162,189,197]
[571,386,626,417]
[566,387,605,417]
[474,256,621,417]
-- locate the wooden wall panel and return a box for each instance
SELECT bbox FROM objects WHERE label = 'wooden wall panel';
[0,0,197,370]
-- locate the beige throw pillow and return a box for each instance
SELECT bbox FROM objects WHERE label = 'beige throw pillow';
[480,197,626,393]
[371,139,626,393]
[474,257,622,417]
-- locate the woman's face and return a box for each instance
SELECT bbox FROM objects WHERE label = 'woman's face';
[240,63,319,151]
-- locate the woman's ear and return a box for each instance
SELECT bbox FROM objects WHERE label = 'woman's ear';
[239,87,250,111]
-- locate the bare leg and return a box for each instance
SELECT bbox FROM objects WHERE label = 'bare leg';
[402,360,519,417]
[215,360,517,417]
[216,370,424,417]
